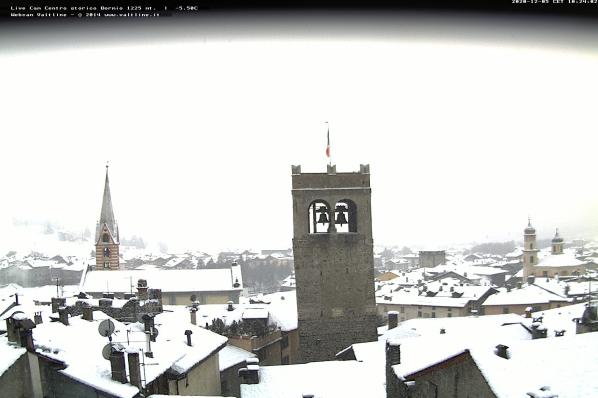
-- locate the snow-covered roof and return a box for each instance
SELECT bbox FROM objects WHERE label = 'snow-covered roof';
[0,336,26,378]
[377,284,494,308]
[81,267,243,294]
[240,359,385,398]
[31,310,226,397]
[482,284,568,306]
[470,331,598,398]
[218,344,255,371]
[536,249,586,268]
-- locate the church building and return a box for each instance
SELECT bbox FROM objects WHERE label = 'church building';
[522,219,587,279]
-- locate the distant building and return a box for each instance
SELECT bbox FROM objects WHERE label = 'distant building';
[419,250,446,268]
[291,164,377,363]
[81,263,244,304]
[522,220,587,279]
[95,165,121,271]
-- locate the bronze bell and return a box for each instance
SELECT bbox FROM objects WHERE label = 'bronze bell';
[335,208,348,225]
[317,211,329,224]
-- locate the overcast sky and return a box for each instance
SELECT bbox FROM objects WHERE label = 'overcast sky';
[1,12,597,253]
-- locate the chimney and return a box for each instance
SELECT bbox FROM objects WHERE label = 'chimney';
[142,314,156,342]
[82,306,94,321]
[102,292,115,299]
[128,351,141,389]
[190,307,197,325]
[386,340,401,398]
[14,293,19,305]
[137,279,148,300]
[495,344,509,359]
[238,358,260,384]
[185,330,193,346]
[34,311,43,325]
[5,318,17,343]
[387,311,399,330]
[525,307,533,319]
[527,275,535,285]
[51,297,66,313]
[554,329,566,337]
[58,307,69,326]
[99,298,113,308]
[227,301,235,311]
[530,322,547,339]
[145,331,153,358]
[440,328,446,334]
[21,328,35,351]
[109,350,127,383]
[516,282,522,289]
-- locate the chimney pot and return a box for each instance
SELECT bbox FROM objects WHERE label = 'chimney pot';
[185,329,193,346]
[82,306,94,321]
[387,311,399,330]
[227,301,235,311]
[109,350,127,383]
[34,312,43,325]
[58,307,69,325]
[495,344,509,359]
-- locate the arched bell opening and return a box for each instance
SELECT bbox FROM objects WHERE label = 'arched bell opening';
[308,200,331,234]
[334,199,357,233]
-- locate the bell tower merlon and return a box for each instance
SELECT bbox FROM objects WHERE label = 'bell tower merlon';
[291,164,377,363]
[95,165,120,271]
[522,218,538,279]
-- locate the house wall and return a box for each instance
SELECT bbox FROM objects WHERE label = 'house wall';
[0,353,30,398]
[168,353,221,396]
[281,329,299,364]
[166,291,240,305]
[377,302,468,322]
[531,265,587,278]
[405,352,496,398]
[483,300,569,316]
[220,362,245,398]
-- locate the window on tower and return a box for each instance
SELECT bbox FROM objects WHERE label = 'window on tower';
[308,200,331,233]
[102,233,110,243]
[334,199,357,233]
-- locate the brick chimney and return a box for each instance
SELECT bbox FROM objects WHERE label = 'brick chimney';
[58,307,69,326]
[128,351,141,389]
[109,350,127,383]
[51,297,66,313]
[82,306,94,321]
[387,311,399,330]
[385,340,401,398]
[527,275,535,285]
[190,307,197,325]
[33,311,43,325]
[137,279,148,300]
[238,358,260,384]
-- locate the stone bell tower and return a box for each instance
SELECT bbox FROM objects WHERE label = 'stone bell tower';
[291,164,377,363]
[522,218,538,279]
[95,165,120,270]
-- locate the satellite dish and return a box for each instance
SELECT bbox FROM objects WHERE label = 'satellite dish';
[98,319,115,337]
[102,343,113,360]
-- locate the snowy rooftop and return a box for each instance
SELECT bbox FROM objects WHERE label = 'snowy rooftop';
[537,249,586,268]
[240,359,385,398]
[376,284,494,308]
[81,267,243,293]
[31,310,227,397]
[469,331,598,398]
[0,336,27,378]
[482,284,568,306]
[218,344,255,371]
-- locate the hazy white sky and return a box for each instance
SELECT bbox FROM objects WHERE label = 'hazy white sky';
[2,14,598,253]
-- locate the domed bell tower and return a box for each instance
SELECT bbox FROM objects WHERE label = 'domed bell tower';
[522,218,538,279]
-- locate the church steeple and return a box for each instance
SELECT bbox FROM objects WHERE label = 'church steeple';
[95,164,120,270]
[98,164,118,243]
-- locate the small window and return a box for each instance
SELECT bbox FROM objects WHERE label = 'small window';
[103,261,110,269]
[102,233,110,243]
[502,307,509,314]
[530,255,534,264]
[282,356,290,365]
[432,306,436,310]
[417,311,422,318]
[281,335,289,349]
[543,271,548,277]
[448,313,452,318]
[432,312,436,318]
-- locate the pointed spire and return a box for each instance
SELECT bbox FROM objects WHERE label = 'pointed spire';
[98,164,118,243]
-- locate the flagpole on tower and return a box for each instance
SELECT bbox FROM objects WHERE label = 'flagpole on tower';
[325,121,331,167]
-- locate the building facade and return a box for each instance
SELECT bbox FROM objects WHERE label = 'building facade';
[291,164,377,363]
